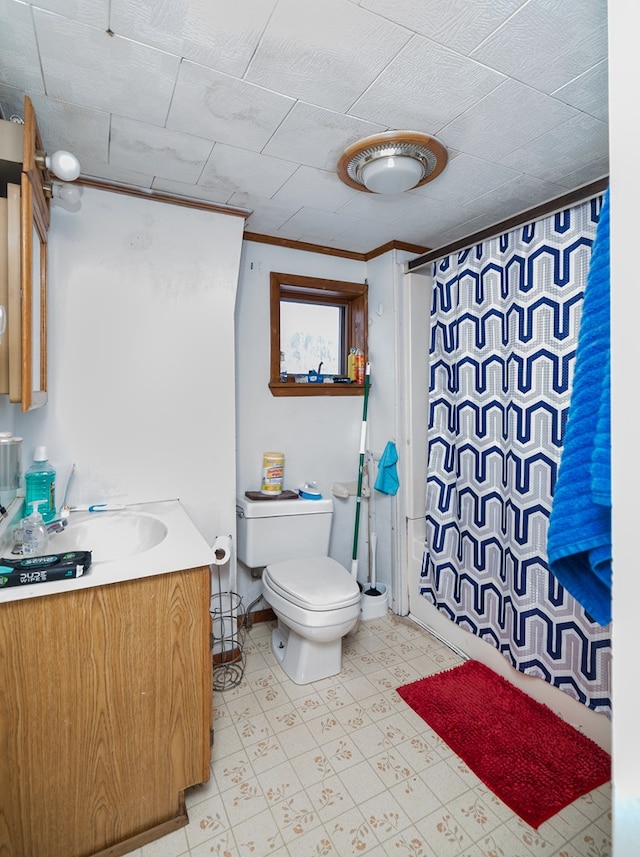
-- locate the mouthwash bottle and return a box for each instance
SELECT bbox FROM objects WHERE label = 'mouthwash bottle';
[24,446,56,523]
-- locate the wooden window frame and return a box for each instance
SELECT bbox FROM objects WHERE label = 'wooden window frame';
[269,272,368,397]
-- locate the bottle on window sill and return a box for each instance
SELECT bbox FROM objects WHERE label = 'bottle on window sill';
[347,348,357,381]
[354,349,365,384]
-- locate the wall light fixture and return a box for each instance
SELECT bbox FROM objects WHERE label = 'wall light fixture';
[35,148,81,182]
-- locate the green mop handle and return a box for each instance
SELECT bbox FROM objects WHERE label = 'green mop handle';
[351,363,371,579]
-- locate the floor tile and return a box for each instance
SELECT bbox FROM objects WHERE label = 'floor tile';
[135,611,611,857]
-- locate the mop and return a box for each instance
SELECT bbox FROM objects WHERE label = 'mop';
[365,454,382,596]
[350,361,371,583]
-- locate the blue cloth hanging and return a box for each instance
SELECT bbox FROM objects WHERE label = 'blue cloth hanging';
[547,189,611,626]
[375,441,399,495]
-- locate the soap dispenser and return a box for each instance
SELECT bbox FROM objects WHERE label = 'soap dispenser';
[22,500,49,556]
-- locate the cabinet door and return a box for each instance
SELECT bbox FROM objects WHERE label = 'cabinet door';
[0,95,49,411]
[5,183,21,400]
[4,177,48,410]
[0,567,213,857]
[0,197,8,393]
[20,96,49,411]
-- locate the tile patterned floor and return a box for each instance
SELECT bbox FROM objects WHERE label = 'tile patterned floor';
[130,612,611,857]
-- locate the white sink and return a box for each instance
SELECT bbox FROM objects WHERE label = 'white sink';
[1,499,216,604]
[51,512,168,562]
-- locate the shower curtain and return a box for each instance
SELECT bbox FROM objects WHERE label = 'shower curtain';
[420,196,612,717]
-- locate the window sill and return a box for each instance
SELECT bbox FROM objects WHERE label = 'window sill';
[268,380,365,397]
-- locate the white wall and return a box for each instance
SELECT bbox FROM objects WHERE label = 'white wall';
[610,4,640,852]
[234,241,408,609]
[0,399,15,439]
[13,187,244,555]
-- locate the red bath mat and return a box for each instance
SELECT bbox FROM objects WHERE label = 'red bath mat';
[396,659,610,828]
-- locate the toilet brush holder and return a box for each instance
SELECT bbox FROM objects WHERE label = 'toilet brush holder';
[360,583,388,620]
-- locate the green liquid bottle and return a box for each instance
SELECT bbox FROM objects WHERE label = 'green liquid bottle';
[24,446,56,523]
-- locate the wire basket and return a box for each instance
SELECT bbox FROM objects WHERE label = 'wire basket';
[211,589,246,691]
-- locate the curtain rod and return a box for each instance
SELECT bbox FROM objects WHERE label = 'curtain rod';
[405,176,609,272]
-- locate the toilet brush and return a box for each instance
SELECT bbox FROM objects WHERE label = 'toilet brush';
[365,531,382,596]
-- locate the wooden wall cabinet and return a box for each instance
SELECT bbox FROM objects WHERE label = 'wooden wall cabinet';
[0,96,50,410]
[0,566,213,857]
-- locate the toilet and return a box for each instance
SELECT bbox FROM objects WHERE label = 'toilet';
[236,495,361,684]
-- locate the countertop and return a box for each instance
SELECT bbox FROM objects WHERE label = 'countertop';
[0,499,215,603]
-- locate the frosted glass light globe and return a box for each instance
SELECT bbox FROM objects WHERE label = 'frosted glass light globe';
[361,155,424,194]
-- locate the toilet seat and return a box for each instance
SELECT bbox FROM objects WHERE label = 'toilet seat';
[264,557,361,611]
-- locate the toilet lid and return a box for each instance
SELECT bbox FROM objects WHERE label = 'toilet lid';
[264,557,361,611]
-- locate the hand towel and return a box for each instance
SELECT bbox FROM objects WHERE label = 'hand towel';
[375,441,399,495]
[547,190,611,625]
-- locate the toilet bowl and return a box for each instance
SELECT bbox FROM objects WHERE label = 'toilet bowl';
[262,556,361,684]
[235,495,361,684]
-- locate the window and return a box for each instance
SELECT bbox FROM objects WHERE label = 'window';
[269,272,368,397]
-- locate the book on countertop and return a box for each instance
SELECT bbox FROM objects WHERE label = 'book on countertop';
[0,551,92,589]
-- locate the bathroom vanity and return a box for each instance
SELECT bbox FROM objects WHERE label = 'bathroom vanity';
[0,500,215,857]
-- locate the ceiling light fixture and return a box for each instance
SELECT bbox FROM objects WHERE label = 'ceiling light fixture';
[337,131,448,195]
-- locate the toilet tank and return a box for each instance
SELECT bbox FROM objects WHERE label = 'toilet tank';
[236,496,333,568]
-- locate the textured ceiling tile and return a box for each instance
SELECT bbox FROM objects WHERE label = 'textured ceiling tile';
[406,194,488,233]
[382,194,460,235]
[0,0,610,255]
[425,212,501,251]
[554,156,609,192]
[0,82,31,120]
[272,166,355,212]
[440,78,579,162]
[553,60,608,123]
[276,206,361,244]
[81,163,155,188]
[32,0,108,28]
[0,0,46,94]
[361,0,527,55]
[471,173,567,216]
[410,153,519,206]
[111,0,277,78]
[337,187,429,223]
[167,62,294,152]
[389,216,444,248]
[230,193,302,233]
[246,0,411,112]
[498,114,609,185]
[471,0,608,93]
[18,94,111,168]
[151,176,234,205]
[34,10,180,125]
[198,144,298,199]
[332,217,420,252]
[351,35,505,131]
[109,115,213,183]
[262,102,385,171]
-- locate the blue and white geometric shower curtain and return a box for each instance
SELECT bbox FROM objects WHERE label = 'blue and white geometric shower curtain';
[420,196,612,717]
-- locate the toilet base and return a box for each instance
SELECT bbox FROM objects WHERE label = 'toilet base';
[271,621,343,685]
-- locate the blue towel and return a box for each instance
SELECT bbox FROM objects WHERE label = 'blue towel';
[375,441,399,495]
[547,190,612,626]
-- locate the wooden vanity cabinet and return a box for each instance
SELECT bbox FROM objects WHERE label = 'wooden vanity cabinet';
[0,566,213,857]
